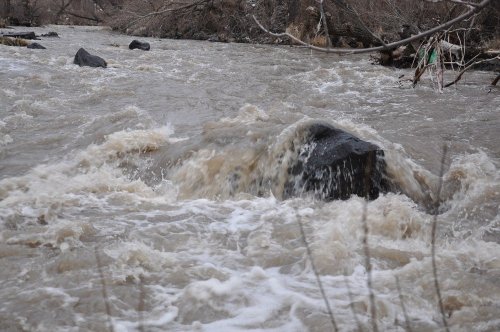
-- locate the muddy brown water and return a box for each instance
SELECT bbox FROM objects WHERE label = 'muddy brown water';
[1,26,499,331]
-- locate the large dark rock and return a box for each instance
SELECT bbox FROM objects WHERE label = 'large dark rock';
[73,48,107,68]
[284,124,389,200]
[27,42,46,49]
[1,31,38,39]
[129,40,150,51]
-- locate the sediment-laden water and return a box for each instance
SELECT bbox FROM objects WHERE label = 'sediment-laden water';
[1,25,499,331]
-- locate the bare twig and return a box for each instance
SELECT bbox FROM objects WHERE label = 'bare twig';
[125,0,209,28]
[424,0,480,7]
[252,0,493,55]
[64,11,100,22]
[492,73,500,86]
[138,275,146,332]
[318,0,332,49]
[296,210,338,332]
[95,247,115,332]
[361,202,378,332]
[435,41,444,92]
[344,274,364,332]
[395,276,413,332]
[431,145,449,332]
[444,56,500,87]
[334,0,387,46]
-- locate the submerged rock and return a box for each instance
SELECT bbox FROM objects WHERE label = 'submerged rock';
[41,32,59,38]
[129,40,150,51]
[27,42,46,49]
[73,48,107,68]
[284,123,389,200]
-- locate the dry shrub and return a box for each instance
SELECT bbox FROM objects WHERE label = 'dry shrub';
[0,37,29,47]
[311,35,327,47]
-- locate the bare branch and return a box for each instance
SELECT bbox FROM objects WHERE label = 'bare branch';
[492,73,500,86]
[395,276,413,332]
[253,0,493,55]
[318,0,332,49]
[296,210,338,332]
[424,0,480,7]
[95,247,115,332]
[361,202,378,332]
[431,145,449,332]
[445,56,500,87]
[125,0,210,28]
[344,274,364,332]
[333,0,387,46]
[64,11,100,22]
[138,275,146,332]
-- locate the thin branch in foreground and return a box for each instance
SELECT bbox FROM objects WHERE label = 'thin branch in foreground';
[344,274,364,332]
[431,145,449,332]
[296,210,338,332]
[138,275,146,332]
[395,276,413,332]
[361,202,378,332]
[95,247,115,332]
[252,0,493,55]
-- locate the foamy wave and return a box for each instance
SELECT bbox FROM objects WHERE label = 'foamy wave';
[81,125,174,163]
[0,126,177,212]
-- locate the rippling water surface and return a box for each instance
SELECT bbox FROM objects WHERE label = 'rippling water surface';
[1,25,499,331]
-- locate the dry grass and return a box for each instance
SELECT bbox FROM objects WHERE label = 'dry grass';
[0,37,29,47]
[311,35,327,47]
[484,37,500,51]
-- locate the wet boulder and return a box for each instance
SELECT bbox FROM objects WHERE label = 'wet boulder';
[1,31,38,39]
[129,40,150,51]
[73,48,107,68]
[27,42,46,49]
[284,123,389,200]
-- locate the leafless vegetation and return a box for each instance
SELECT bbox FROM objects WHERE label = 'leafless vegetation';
[431,145,449,332]
[253,0,498,90]
[0,36,29,46]
[95,247,115,332]
[296,208,339,331]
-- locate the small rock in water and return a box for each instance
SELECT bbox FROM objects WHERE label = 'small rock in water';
[41,32,59,38]
[129,40,150,51]
[73,48,107,68]
[27,42,46,49]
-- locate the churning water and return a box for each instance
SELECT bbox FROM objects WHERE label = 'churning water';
[0,25,499,331]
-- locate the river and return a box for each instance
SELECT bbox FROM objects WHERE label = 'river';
[1,25,499,331]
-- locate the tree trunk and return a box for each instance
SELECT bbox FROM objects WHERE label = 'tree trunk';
[1,0,11,19]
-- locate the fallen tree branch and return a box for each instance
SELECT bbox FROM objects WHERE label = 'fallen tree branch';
[444,55,500,87]
[64,11,100,22]
[424,0,480,7]
[253,0,493,55]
